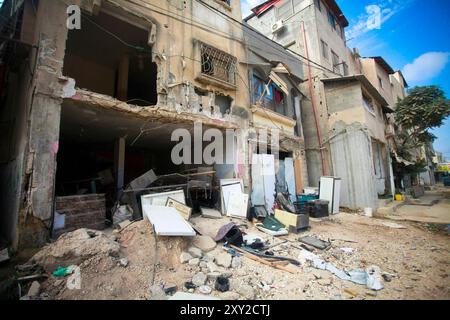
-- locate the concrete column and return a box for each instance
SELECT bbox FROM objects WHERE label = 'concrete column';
[19,0,70,247]
[114,137,126,200]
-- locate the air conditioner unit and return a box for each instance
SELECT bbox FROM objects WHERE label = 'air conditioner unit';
[271,20,284,34]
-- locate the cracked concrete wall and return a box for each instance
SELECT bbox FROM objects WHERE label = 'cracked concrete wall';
[93,0,250,124]
[18,0,70,247]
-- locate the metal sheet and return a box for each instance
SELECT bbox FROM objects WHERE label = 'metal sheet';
[226,192,249,218]
[220,179,243,214]
[262,154,276,214]
[251,154,265,206]
[284,158,296,203]
[142,205,195,237]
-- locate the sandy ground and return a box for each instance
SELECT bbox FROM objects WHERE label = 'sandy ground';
[38,213,449,300]
[5,189,450,300]
[388,188,450,224]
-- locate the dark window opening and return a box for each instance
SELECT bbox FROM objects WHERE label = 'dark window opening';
[215,94,232,115]
[327,10,336,30]
[343,62,349,76]
[63,11,157,106]
[331,50,340,73]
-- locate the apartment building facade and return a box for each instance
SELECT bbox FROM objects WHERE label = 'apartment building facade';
[246,0,351,187]
[246,0,412,210]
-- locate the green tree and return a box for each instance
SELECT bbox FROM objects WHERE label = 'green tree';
[395,86,450,147]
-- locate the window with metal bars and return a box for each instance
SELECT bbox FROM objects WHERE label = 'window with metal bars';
[200,42,237,85]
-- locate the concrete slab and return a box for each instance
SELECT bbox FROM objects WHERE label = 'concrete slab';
[387,197,450,224]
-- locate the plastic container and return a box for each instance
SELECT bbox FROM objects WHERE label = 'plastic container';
[297,194,319,203]
[308,200,329,218]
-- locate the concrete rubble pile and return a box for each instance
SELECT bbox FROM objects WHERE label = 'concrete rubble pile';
[7,176,397,300]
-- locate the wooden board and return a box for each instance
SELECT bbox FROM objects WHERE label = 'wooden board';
[166,197,192,221]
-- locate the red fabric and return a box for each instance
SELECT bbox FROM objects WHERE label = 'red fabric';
[274,89,283,104]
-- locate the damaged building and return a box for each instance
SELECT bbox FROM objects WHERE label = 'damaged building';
[0,0,309,249]
[245,0,411,211]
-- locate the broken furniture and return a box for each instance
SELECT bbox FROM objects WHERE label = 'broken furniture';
[186,167,215,202]
[319,176,341,214]
[142,205,195,237]
[120,169,159,219]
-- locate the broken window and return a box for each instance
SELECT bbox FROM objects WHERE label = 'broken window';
[215,94,232,115]
[252,74,286,114]
[63,11,157,106]
[200,42,237,86]
[363,93,376,115]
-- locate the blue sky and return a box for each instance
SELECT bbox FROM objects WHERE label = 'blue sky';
[242,0,450,160]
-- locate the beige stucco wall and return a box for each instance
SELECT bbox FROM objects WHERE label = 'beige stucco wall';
[361,58,394,107]
[324,80,387,143]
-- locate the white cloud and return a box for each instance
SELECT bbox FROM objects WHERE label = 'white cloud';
[402,52,450,84]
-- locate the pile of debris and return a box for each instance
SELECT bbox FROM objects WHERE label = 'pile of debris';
[9,171,391,300]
